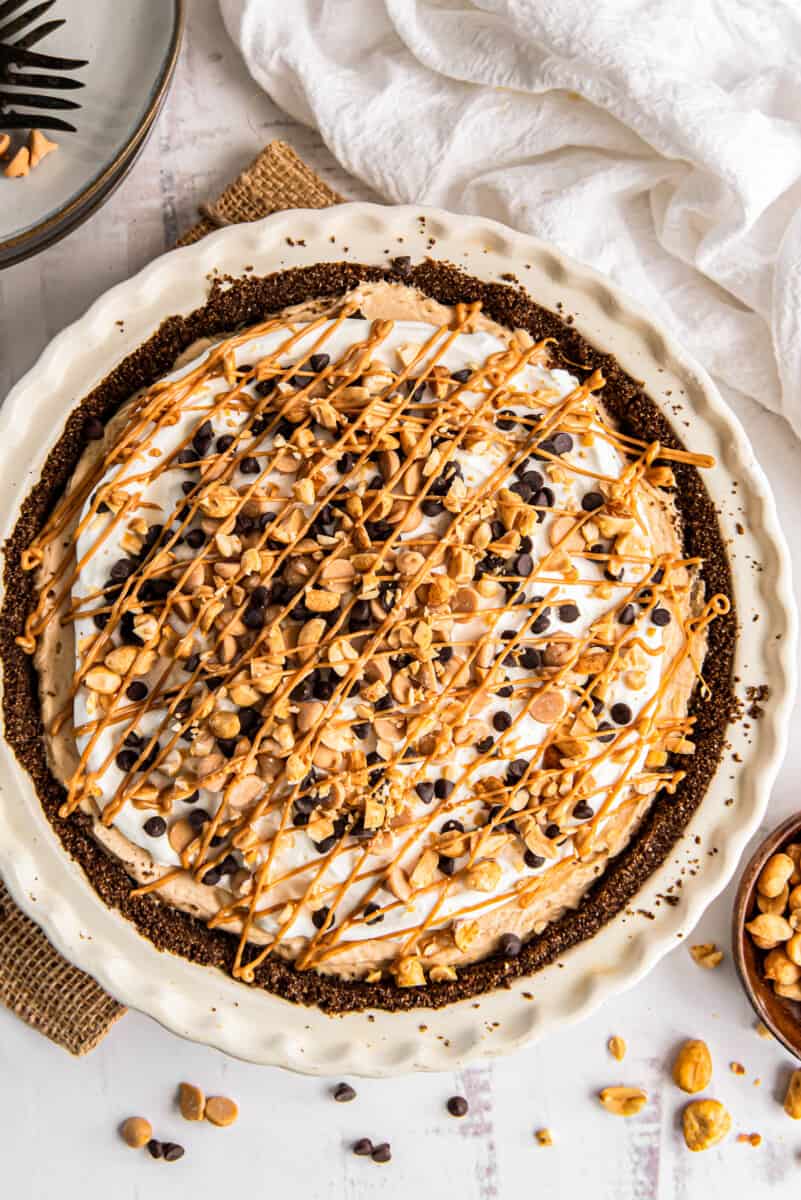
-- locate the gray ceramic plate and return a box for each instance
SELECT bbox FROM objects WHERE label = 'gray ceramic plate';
[0,0,185,268]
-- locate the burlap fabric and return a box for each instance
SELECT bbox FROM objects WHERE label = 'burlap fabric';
[0,141,343,1054]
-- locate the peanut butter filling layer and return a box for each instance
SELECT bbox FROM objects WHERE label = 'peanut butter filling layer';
[19,282,727,988]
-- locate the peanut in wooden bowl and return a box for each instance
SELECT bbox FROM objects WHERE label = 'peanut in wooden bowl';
[732,812,801,1060]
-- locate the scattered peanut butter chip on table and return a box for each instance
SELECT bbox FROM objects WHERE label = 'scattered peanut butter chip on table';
[178,1081,206,1121]
[205,1095,239,1127]
[598,1086,647,1116]
[672,1039,713,1094]
[682,1099,731,1151]
[120,1116,152,1148]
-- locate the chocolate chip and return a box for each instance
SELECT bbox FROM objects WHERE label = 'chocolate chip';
[85,416,104,440]
[596,721,615,743]
[364,903,384,925]
[500,932,522,958]
[532,611,550,634]
[109,558,134,581]
[447,1096,469,1117]
[143,816,166,838]
[572,801,594,820]
[581,491,604,512]
[438,855,456,876]
[371,1143,392,1164]
[619,604,636,625]
[519,647,541,670]
[652,607,671,626]
[333,1082,356,1103]
[524,849,545,869]
[475,735,494,753]
[559,603,579,623]
[126,681,148,702]
[115,748,138,771]
[185,528,205,549]
[312,905,331,930]
[392,254,412,276]
[188,810,211,833]
[202,867,222,886]
[415,781,435,804]
[552,432,573,455]
[216,434,235,453]
[520,470,544,493]
[243,606,265,629]
[610,702,632,725]
[451,368,471,383]
[497,684,513,698]
[421,498,444,517]
[163,1143,185,1162]
[337,451,356,474]
[441,819,464,834]
[434,778,454,799]
[310,353,330,372]
[505,760,526,785]
[240,456,260,475]
[353,1138,373,1157]
[147,1139,164,1159]
[544,823,560,839]
[493,711,512,732]
[438,645,453,663]
[516,552,533,576]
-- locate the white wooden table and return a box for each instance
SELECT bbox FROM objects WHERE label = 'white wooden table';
[1,4,800,1196]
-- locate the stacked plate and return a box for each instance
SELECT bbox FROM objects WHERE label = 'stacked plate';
[0,0,185,268]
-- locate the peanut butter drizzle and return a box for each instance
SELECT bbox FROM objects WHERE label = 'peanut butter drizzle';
[20,293,729,986]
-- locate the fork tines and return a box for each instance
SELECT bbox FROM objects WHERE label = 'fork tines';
[0,0,86,133]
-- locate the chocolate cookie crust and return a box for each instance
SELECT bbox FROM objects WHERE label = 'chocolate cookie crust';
[0,259,736,1012]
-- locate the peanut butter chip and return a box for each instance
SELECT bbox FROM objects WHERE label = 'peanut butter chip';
[530,689,567,724]
[178,1081,206,1122]
[205,1095,238,1127]
[121,1116,152,1148]
[169,818,195,855]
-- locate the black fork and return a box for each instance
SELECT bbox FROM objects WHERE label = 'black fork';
[0,0,86,134]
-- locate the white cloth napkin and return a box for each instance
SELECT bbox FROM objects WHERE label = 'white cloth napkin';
[221,0,801,437]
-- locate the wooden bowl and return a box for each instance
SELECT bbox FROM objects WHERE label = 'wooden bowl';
[732,813,801,1060]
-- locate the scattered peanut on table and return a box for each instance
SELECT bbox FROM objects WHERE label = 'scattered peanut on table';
[672,1039,713,1094]
[682,1099,732,1151]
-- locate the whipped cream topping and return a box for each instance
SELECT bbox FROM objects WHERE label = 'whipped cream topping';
[20,286,723,984]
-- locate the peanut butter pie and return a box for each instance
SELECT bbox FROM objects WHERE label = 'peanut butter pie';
[1,260,735,1010]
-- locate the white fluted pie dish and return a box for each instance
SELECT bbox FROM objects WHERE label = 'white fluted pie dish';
[0,203,795,1074]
